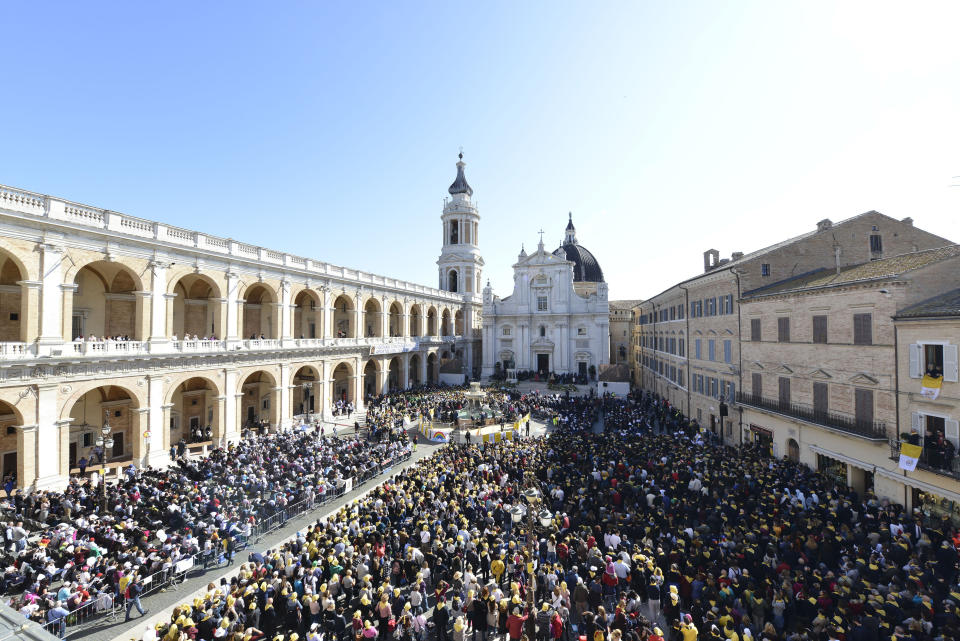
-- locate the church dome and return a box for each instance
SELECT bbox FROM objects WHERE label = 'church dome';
[554,242,604,282]
[553,213,603,282]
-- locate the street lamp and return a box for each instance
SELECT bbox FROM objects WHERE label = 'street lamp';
[520,474,553,639]
[99,411,113,513]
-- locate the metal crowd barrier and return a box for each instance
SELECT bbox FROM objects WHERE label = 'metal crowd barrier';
[34,447,414,639]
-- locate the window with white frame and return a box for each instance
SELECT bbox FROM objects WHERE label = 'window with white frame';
[911,411,959,451]
[502,327,512,336]
[909,342,958,381]
[537,296,548,312]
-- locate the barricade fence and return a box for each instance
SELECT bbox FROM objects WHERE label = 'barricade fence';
[38,448,414,639]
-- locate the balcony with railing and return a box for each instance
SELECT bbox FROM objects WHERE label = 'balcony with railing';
[12,335,443,360]
[889,438,960,480]
[736,391,888,441]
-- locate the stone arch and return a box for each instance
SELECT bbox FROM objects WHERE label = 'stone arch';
[426,306,438,336]
[388,301,403,337]
[363,297,382,338]
[454,310,464,336]
[238,370,279,431]
[241,283,278,340]
[0,399,24,489]
[170,273,223,340]
[409,304,423,337]
[71,260,146,341]
[787,438,800,462]
[0,250,27,343]
[427,352,439,384]
[363,359,379,398]
[409,354,422,385]
[292,364,321,416]
[166,375,221,447]
[332,294,356,338]
[330,361,355,405]
[441,309,451,336]
[62,382,146,472]
[388,356,402,391]
[292,289,321,339]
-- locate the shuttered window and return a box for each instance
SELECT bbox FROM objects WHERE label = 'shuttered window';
[752,373,762,397]
[751,319,761,342]
[853,313,873,345]
[813,382,828,416]
[812,315,828,344]
[855,388,874,427]
[778,377,791,407]
[778,317,790,343]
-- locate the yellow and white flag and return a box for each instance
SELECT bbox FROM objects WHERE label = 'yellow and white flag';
[899,442,923,471]
[920,375,943,400]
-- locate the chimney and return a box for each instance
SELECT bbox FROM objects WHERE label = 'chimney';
[816,219,833,232]
[703,249,720,272]
[901,217,914,226]
[731,251,744,261]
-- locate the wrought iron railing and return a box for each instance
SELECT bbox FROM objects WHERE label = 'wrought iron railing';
[736,392,887,440]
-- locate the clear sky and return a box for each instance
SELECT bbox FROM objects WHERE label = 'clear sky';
[2,2,959,300]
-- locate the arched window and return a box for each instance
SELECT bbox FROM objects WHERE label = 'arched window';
[449,270,458,292]
[539,325,546,337]
[450,221,458,244]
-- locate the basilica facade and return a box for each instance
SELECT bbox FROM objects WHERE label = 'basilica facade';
[481,216,610,379]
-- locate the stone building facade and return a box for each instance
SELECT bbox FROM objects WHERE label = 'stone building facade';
[482,216,610,379]
[738,246,960,504]
[0,164,476,490]
[609,301,638,367]
[632,211,952,439]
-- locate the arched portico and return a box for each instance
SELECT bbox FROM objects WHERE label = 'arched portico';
[388,302,403,337]
[363,360,379,398]
[65,384,142,473]
[293,290,321,339]
[238,370,278,430]
[332,295,355,338]
[330,361,354,405]
[166,376,221,450]
[363,298,382,338]
[241,284,277,340]
[170,274,222,339]
[409,305,422,337]
[388,356,402,391]
[70,261,146,341]
[409,354,422,386]
[427,352,438,384]
[292,365,320,416]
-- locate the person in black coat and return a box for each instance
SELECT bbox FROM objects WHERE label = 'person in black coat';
[433,600,450,641]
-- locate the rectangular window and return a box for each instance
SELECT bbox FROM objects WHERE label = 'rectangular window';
[870,234,883,253]
[761,263,770,277]
[678,304,684,320]
[778,377,791,408]
[750,318,761,342]
[725,294,734,315]
[853,313,872,345]
[813,382,828,417]
[812,315,828,344]
[778,317,790,343]
[503,327,511,336]
[678,370,684,387]
[855,388,874,428]
[670,306,676,320]
[752,373,762,398]
[679,338,685,357]
[723,339,732,363]
[708,339,715,361]
[537,296,548,312]
[924,344,944,375]
[695,339,702,360]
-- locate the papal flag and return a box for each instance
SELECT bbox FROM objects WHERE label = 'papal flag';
[920,374,943,400]
[899,442,923,471]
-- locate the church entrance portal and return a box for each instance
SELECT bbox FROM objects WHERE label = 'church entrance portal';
[537,354,549,377]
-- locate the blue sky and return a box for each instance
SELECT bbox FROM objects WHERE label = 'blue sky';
[2,2,959,300]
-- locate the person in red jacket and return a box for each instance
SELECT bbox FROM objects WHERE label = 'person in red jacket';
[506,607,528,641]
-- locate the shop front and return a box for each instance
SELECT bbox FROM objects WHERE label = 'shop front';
[750,424,773,457]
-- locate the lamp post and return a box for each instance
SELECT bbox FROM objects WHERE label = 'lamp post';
[99,411,114,513]
[515,473,554,640]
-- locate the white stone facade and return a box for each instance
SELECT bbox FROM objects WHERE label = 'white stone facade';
[481,234,609,378]
[0,182,472,490]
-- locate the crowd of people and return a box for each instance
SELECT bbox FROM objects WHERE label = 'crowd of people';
[3,384,960,641]
[1,426,412,635]
[139,389,958,641]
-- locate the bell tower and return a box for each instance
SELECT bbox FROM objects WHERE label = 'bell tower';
[438,152,484,302]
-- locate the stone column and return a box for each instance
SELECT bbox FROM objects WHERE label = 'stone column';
[599,322,610,364]
[279,279,292,345]
[419,351,428,384]
[134,291,151,342]
[18,281,40,345]
[34,384,66,489]
[278,363,292,430]
[401,355,410,389]
[144,375,169,468]
[132,407,151,465]
[225,272,241,348]
[317,361,329,416]
[401,313,409,339]
[379,359,389,394]
[148,261,170,349]
[16,425,38,490]
[557,324,567,373]
[353,293,363,339]
[36,244,66,356]
[380,307,389,338]
[222,368,241,443]
[322,290,333,339]
[164,294,177,339]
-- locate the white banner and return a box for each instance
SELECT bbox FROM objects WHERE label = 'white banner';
[370,341,418,355]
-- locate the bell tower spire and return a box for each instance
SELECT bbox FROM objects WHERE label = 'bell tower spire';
[438,151,484,300]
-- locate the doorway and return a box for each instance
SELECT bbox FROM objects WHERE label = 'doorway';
[537,354,549,377]
[112,432,124,458]
[1,452,15,485]
[578,362,587,377]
